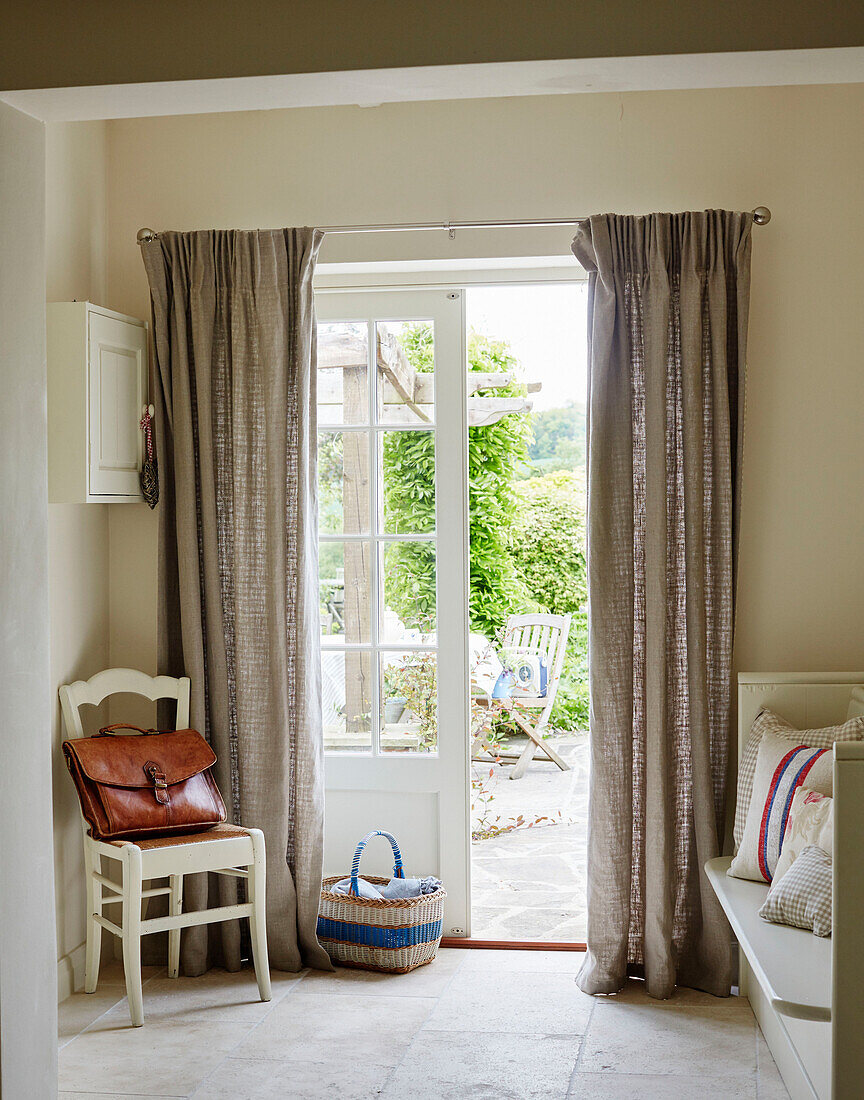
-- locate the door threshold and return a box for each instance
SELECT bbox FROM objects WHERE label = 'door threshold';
[441,938,586,951]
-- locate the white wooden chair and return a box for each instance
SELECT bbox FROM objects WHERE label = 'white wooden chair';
[59,667,272,1027]
[472,612,573,781]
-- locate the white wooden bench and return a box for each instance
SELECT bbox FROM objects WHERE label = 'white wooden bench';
[706,673,864,1100]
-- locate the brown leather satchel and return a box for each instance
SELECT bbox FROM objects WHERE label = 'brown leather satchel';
[63,724,227,841]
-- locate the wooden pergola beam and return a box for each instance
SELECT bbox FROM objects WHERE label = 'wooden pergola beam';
[317,327,542,425]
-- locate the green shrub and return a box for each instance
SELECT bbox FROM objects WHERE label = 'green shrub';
[507,472,588,733]
[509,471,587,616]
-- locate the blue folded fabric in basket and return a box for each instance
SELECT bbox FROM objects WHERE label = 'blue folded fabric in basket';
[330,875,442,899]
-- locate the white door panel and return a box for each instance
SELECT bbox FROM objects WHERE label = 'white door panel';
[315,288,471,935]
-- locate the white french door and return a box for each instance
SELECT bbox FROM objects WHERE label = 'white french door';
[314,287,471,936]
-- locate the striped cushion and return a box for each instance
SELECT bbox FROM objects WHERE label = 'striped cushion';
[734,708,864,849]
[728,729,834,883]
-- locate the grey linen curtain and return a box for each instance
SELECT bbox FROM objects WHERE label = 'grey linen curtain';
[141,229,332,974]
[574,212,752,998]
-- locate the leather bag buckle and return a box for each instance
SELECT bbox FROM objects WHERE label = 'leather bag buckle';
[144,760,170,806]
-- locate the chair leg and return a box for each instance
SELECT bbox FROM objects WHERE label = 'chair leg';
[168,874,183,979]
[509,735,539,780]
[247,830,272,1002]
[121,845,145,1027]
[509,714,570,780]
[84,846,102,994]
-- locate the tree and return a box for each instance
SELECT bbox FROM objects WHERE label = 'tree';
[524,402,586,475]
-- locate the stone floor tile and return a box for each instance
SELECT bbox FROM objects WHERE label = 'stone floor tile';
[383,1030,579,1099]
[603,978,754,1010]
[567,1072,757,1098]
[59,1016,251,1096]
[231,991,434,1066]
[190,1055,393,1099]
[458,947,586,974]
[579,1001,758,1078]
[59,964,164,1048]
[423,967,593,1035]
[296,948,464,998]
[56,948,787,1099]
[756,1032,791,1098]
[59,1094,187,1099]
[99,966,299,1025]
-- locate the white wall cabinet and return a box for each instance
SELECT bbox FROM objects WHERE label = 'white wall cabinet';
[48,302,148,503]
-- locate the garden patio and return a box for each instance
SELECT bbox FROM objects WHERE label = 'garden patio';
[471,731,589,942]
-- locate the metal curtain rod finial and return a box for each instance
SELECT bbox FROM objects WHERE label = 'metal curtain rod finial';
[136,208,771,243]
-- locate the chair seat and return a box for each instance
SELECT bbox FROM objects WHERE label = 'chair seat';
[109,824,251,850]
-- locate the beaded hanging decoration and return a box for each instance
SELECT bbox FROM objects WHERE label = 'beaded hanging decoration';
[139,405,159,508]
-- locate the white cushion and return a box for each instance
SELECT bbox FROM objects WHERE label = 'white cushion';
[773,788,833,884]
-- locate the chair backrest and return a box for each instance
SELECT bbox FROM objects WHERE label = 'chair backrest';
[59,667,191,740]
[503,612,572,690]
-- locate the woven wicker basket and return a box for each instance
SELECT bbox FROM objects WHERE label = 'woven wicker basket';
[318,830,446,973]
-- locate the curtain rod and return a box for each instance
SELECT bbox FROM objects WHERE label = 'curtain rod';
[136,207,771,244]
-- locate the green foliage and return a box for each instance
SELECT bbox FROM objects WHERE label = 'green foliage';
[385,652,438,750]
[509,471,587,616]
[383,325,532,639]
[524,402,586,474]
[382,431,435,535]
[375,324,590,735]
[382,540,437,634]
[508,470,588,731]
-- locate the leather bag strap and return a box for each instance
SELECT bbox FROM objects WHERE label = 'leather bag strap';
[97,724,164,737]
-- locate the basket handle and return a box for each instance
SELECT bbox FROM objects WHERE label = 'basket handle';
[350,830,405,896]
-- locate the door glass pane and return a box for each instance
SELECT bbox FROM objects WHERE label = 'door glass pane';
[318,431,370,535]
[379,430,436,535]
[380,541,436,643]
[320,541,371,643]
[380,651,437,754]
[376,321,434,425]
[322,650,372,753]
[318,322,368,425]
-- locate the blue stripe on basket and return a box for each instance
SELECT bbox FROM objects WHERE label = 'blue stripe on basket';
[317,917,443,950]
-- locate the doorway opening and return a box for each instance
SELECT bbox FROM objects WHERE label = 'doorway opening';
[313,269,588,946]
[465,283,589,946]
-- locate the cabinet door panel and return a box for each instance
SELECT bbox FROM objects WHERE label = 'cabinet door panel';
[88,312,147,497]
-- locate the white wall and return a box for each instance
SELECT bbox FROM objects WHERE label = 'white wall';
[103,83,864,688]
[46,120,113,999]
[0,100,58,1099]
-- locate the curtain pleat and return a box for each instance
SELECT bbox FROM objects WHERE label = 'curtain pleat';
[141,228,332,974]
[574,211,752,997]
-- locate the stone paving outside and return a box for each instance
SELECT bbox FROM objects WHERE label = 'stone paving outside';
[471,732,589,942]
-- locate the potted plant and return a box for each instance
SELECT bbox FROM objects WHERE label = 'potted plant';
[382,665,408,725]
[385,654,437,749]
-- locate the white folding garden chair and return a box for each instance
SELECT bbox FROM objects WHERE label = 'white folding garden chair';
[472,612,572,780]
[59,667,272,1026]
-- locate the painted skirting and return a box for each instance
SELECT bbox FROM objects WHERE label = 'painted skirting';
[57,941,86,1003]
